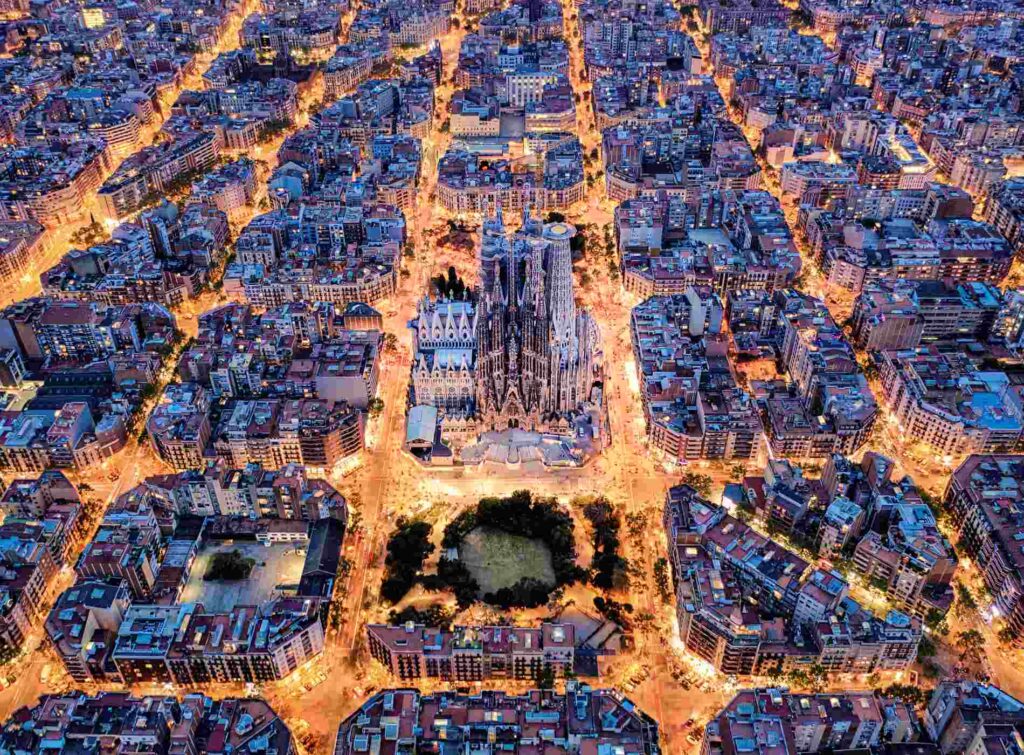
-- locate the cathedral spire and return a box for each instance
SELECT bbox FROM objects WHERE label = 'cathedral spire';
[542,221,577,346]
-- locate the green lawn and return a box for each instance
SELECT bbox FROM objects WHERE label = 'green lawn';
[459,526,556,595]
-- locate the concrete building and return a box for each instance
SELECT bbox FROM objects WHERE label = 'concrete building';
[0,692,295,754]
[878,348,1024,458]
[334,684,661,754]
[632,289,761,462]
[703,688,916,754]
[945,455,1024,645]
[925,681,1024,755]
[665,484,921,676]
[367,622,575,681]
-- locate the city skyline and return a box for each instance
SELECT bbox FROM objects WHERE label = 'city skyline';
[0,0,1021,752]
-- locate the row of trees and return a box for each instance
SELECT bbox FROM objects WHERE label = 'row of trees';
[388,603,456,629]
[442,490,583,587]
[437,490,584,609]
[579,496,629,590]
[380,518,435,604]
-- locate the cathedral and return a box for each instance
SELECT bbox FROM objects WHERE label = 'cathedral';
[409,207,604,453]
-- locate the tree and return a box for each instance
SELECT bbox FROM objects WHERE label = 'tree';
[389,603,456,629]
[593,595,633,627]
[369,397,385,417]
[581,497,628,590]
[625,511,648,542]
[381,519,435,604]
[681,472,713,498]
[954,584,978,619]
[807,663,828,693]
[70,218,105,248]
[0,641,18,667]
[205,549,255,580]
[654,558,671,603]
[570,230,585,257]
[879,683,933,708]
[259,118,295,142]
[956,629,985,664]
[787,669,809,689]
[436,558,480,608]
[925,608,949,636]
[790,8,813,29]
[534,663,556,690]
[484,577,550,608]
[998,626,1016,646]
[348,508,364,534]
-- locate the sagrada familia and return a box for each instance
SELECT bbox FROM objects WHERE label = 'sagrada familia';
[408,207,604,454]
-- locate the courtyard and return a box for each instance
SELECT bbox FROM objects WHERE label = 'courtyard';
[178,540,308,613]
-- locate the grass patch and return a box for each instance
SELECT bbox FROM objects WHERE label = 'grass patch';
[459,526,555,595]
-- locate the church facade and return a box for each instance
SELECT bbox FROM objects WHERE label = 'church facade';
[408,208,604,454]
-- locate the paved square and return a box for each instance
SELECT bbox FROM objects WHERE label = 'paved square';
[178,540,307,612]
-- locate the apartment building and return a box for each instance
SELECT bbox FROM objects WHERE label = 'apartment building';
[45,580,133,683]
[147,382,213,470]
[631,289,761,462]
[945,455,1024,645]
[664,484,921,676]
[0,692,294,755]
[335,685,660,754]
[702,688,915,754]
[367,622,575,681]
[878,348,1024,457]
[925,681,1024,755]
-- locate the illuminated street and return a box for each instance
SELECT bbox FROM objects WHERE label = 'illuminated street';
[1,0,1024,753]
